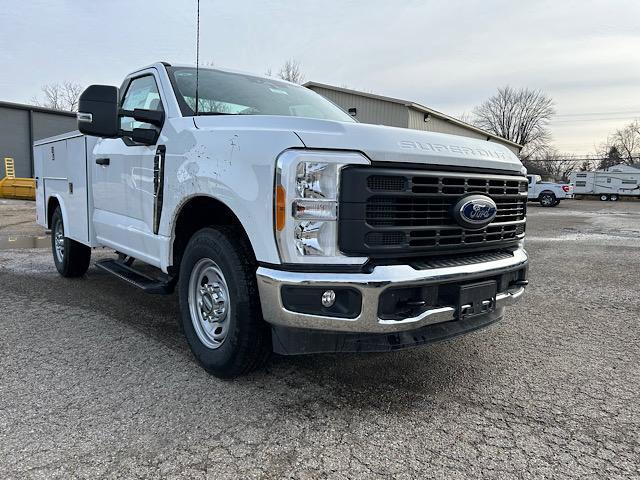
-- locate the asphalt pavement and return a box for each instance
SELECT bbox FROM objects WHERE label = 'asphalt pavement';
[0,198,639,479]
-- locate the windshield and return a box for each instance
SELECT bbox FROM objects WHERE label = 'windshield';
[166,67,355,122]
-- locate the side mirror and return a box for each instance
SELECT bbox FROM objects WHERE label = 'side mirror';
[77,85,119,138]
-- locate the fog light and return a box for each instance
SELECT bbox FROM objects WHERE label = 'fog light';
[321,290,336,307]
[281,286,361,318]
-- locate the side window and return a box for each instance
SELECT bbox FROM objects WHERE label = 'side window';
[527,176,533,185]
[120,75,163,132]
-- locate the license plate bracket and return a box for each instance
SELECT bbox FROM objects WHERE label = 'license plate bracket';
[458,280,497,320]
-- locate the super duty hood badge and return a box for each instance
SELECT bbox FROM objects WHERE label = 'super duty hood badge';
[399,140,508,160]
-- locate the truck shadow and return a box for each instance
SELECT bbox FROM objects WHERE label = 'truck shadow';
[260,342,489,412]
[7,262,492,411]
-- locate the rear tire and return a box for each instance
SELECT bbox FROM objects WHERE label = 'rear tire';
[539,192,556,207]
[51,207,91,277]
[600,194,609,201]
[178,227,270,378]
[610,194,619,201]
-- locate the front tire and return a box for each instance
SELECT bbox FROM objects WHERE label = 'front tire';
[600,194,610,201]
[178,227,270,378]
[51,207,91,277]
[539,192,556,207]
[610,194,619,201]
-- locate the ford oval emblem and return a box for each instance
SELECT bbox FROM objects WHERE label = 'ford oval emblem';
[453,195,497,229]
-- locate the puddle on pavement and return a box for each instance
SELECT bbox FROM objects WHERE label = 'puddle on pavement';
[0,235,50,249]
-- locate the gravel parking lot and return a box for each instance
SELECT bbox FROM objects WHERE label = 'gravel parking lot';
[1,199,639,479]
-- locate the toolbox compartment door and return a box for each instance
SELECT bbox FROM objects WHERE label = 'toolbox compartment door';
[35,132,92,245]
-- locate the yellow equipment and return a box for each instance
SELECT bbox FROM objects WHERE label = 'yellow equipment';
[0,158,36,200]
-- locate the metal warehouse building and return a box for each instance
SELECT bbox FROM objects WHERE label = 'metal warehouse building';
[0,101,77,178]
[304,82,522,156]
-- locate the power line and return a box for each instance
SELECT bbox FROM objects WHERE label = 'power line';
[551,117,640,124]
[554,110,640,118]
[525,156,639,163]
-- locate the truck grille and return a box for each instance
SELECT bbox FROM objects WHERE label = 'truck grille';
[339,167,527,258]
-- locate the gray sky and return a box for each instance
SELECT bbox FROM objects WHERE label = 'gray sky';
[1,0,639,154]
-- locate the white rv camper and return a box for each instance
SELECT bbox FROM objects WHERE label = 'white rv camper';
[570,164,640,201]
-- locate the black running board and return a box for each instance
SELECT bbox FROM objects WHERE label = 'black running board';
[95,259,175,294]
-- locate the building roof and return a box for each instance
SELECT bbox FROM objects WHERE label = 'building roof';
[303,81,523,151]
[0,100,76,117]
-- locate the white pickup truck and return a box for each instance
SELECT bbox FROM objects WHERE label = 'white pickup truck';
[35,62,529,377]
[527,174,574,207]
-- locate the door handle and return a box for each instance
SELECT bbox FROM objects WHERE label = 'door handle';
[96,157,110,166]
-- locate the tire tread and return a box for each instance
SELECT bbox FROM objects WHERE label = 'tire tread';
[179,226,270,378]
[51,207,91,278]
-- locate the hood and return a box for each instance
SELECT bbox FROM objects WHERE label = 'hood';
[193,116,523,173]
[295,120,523,173]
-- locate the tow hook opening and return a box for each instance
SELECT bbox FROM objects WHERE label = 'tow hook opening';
[378,267,528,322]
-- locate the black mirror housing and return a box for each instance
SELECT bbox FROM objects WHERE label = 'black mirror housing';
[130,128,159,145]
[132,108,164,126]
[77,85,119,138]
[119,108,164,127]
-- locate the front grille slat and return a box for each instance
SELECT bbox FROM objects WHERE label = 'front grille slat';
[340,167,527,257]
[365,197,526,228]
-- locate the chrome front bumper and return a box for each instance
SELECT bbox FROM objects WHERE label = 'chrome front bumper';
[256,248,528,334]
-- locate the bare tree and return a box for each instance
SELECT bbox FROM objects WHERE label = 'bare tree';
[275,59,305,84]
[457,111,474,124]
[472,86,555,159]
[610,120,640,164]
[594,120,640,168]
[523,149,580,182]
[594,144,623,170]
[31,81,84,112]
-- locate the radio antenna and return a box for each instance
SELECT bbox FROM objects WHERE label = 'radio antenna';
[195,0,200,115]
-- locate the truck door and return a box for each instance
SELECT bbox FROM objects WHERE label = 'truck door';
[526,175,535,199]
[92,71,166,266]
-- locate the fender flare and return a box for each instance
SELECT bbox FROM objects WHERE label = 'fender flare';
[167,193,257,267]
[46,194,69,231]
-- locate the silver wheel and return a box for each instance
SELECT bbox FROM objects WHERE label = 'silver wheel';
[188,258,231,349]
[540,194,554,207]
[54,219,65,263]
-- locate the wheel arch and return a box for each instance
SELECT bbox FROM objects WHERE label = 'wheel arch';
[169,195,256,273]
[46,194,68,230]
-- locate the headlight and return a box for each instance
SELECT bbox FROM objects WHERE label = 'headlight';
[275,150,370,264]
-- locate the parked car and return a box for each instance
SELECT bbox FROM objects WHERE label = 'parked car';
[527,174,573,207]
[34,62,529,377]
